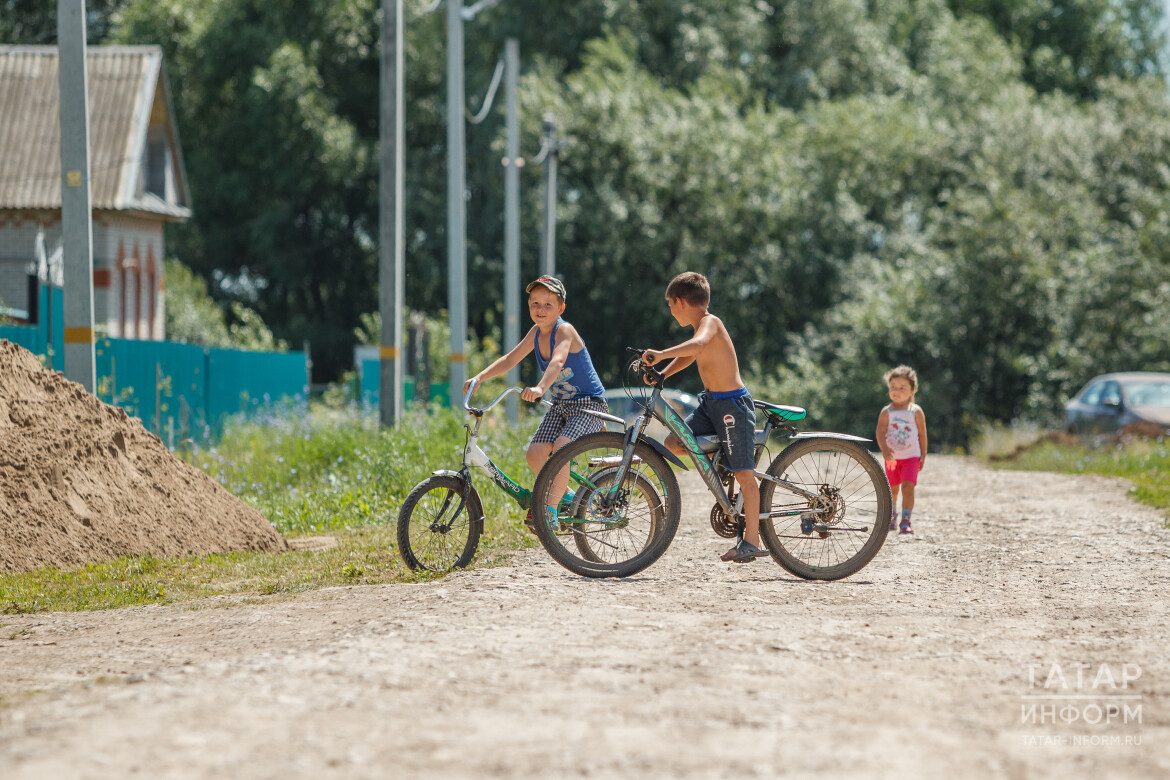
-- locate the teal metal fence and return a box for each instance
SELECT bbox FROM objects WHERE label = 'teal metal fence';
[360,358,450,407]
[0,323,307,444]
[0,286,63,363]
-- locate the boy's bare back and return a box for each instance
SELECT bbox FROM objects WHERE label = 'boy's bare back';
[645,294,745,394]
[688,312,745,393]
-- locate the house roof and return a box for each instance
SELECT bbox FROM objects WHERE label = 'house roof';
[0,45,191,220]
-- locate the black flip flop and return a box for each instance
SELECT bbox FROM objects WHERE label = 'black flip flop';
[720,540,769,563]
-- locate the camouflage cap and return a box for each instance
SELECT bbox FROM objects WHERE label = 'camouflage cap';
[525,274,567,301]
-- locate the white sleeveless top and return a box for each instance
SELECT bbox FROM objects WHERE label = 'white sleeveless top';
[885,404,922,459]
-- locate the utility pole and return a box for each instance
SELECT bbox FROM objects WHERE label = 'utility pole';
[57,0,96,392]
[503,38,521,424]
[539,114,558,278]
[446,0,467,408]
[379,0,405,426]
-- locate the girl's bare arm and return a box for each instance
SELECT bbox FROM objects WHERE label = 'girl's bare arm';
[916,406,928,467]
[876,409,891,460]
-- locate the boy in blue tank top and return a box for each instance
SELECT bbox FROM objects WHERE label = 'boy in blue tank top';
[463,275,608,525]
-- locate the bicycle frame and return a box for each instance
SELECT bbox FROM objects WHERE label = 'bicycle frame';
[459,382,624,511]
[619,375,830,524]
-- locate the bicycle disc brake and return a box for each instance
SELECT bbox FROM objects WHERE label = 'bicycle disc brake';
[583,486,630,529]
[800,487,840,538]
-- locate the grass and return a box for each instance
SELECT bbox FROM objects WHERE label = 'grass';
[975,424,1170,523]
[0,404,542,614]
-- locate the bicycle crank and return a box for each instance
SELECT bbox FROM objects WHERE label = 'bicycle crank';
[710,503,740,538]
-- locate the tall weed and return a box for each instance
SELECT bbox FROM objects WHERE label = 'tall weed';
[976,424,1170,521]
[198,404,542,536]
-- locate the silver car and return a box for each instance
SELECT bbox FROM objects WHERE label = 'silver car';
[1063,372,1170,436]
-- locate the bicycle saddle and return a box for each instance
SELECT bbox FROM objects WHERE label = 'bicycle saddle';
[753,400,807,421]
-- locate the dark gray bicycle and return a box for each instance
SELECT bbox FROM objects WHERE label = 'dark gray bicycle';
[529,349,892,579]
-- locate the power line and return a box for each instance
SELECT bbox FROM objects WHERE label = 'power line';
[461,0,502,20]
[465,55,503,124]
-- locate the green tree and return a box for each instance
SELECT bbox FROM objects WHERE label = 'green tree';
[78,0,1170,449]
[0,0,129,44]
[947,0,1166,96]
[116,0,378,375]
[164,258,285,350]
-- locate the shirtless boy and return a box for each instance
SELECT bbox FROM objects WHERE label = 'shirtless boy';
[642,271,767,563]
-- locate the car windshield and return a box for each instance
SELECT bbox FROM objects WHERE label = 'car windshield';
[1124,381,1170,406]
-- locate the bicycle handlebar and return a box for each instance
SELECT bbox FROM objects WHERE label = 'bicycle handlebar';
[464,382,625,427]
[463,380,554,415]
[626,347,665,387]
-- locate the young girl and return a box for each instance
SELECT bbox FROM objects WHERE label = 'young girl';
[876,365,927,534]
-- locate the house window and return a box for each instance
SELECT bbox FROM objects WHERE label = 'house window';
[146,125,168,199]
[117,242,127,337]
[125,244,141,339]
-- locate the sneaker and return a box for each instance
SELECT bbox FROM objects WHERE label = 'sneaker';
[899,519,913,535]
[889,518,898,532]
[546,506,575,536]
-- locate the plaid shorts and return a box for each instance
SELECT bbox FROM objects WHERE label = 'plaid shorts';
[529,397,609,445]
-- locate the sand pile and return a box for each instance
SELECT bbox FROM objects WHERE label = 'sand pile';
[0,340,286,573]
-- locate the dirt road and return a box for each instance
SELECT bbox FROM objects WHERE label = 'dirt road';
[1,455,1167,778]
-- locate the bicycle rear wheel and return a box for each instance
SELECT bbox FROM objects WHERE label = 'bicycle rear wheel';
[397,474,483,571]
[531,432,680,578]
[758,438,890,580]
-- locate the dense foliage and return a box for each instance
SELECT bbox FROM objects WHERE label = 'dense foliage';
[6,0,1170,444]
[164,259,286,350]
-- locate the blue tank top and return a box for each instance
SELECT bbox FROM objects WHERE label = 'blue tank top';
[533,319,606,401]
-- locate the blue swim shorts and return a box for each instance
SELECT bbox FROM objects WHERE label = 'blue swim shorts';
[686,388,757,472]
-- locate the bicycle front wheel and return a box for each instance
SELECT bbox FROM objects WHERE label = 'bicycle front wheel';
[531,432,680,578]
[397,474,483,571]
[758,438,891,580]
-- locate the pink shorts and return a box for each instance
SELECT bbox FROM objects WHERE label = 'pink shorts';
[885,457,920,487]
